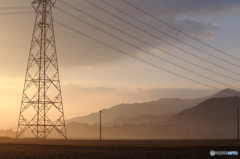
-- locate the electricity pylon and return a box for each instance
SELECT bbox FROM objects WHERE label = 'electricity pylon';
[16,0,67,139]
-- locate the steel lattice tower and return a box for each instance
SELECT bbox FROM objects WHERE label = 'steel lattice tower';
[16,0,67,139]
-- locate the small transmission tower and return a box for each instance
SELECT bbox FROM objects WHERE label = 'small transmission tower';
[16,0,67,139]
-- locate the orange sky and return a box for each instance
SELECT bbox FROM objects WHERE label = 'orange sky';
[1,0,240,130]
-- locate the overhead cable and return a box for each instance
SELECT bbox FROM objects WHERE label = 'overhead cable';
[55,6,239,90]
[53,19,240,95]
[122,0,240,63]
[57,1,240,83]
[83,0,240,77]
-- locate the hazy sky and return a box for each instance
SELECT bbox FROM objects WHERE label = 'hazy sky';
[1,0,240,129]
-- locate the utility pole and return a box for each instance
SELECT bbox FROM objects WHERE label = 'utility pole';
[237,108,239,141]
[100,110,102,141]
[16,0,67,139]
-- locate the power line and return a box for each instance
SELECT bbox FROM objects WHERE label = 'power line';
[122,0,240,63]
[100,0,240,69]
[54,6,239,90]
[102,110,237,127]
[0,6,32,10]
[172,107,236,116]
[156,0,240,44]
[57,1,240,83]
[65,112,96,115]
[84,0,240,77]
[100,110,237,127]
[53,19,240,96]
[0,111,94,116]
[145,121,236,127]
[0,107,236,117]
[102,107,237,116]
[0,11,34,15]
[2,3,240,97]
[102,111,144,116]
[140,0,240,48]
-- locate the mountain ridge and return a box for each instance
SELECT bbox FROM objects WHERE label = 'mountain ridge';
[66,88,239,124]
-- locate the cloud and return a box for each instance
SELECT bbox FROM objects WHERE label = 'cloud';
[62,83,115,94]
[114,87,217,101]
[210,23,220,28]
[54,0,224,67]
[155,18,219,41]
[156,0,240,16]
[1,0,238,69]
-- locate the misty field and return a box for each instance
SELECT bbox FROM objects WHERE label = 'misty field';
[0,139,239,159]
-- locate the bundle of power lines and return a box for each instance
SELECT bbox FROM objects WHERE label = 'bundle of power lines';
[1,0,240,96]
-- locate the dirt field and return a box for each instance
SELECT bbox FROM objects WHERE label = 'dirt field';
[0,138,239,158]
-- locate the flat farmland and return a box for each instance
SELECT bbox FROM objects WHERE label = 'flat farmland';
[0,139,239,159]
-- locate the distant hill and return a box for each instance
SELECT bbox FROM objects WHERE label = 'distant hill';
[155,96,240,138]
[211,88,240,98]
[166,96,239,125]
[66,96,240,139]
[66,88,240,125]
[109,114,169,125]
[67,98,200,124]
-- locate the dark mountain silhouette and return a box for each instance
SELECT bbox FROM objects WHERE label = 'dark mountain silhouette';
[65,91,240,139]
[66,96,240,139]
[67,98,199,124]
[153,96,240,138]
[109,114,169,125]
[166,96,239,125]
[67,88,239,125]
[211,88,240,98]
